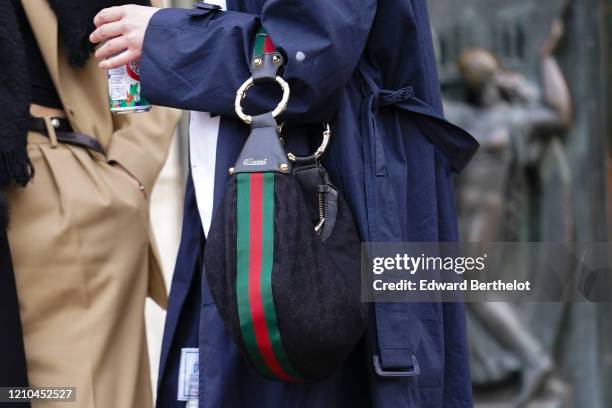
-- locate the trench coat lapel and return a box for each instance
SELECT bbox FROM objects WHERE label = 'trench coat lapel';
[21,0,61,90]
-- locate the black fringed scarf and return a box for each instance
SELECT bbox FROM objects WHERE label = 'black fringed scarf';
[0,0,149,230]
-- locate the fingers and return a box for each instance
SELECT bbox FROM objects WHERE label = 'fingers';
[90,5,158,68]
[99,49,138,70]
[90,20,125,44]
[95,36,129,61]
[93,6,126,28]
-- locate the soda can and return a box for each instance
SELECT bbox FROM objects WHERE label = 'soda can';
[107,60,151,114]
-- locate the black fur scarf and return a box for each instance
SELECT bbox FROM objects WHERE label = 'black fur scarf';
[0,0,149,230]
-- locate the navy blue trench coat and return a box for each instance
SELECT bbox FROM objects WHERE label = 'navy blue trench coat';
[141,0,478,407]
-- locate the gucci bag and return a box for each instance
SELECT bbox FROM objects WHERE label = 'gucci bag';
[204,29,367,381]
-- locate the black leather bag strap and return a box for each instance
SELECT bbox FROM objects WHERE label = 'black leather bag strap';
[250,28,284,84]
[232,28,290,174]
[234,27,289,126]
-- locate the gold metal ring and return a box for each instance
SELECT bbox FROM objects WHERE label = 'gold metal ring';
[234,76,290,125]
[287,124,331,162]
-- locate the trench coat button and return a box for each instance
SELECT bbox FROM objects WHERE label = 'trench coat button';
[51,118,61,129]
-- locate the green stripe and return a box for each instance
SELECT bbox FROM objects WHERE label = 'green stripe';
[253,28,267,57]
[236,173,273,377]
[260,173,302,379]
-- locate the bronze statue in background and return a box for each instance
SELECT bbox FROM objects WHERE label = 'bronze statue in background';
[446,19,572,406]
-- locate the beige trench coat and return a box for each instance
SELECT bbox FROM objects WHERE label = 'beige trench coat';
[6,1,180,407]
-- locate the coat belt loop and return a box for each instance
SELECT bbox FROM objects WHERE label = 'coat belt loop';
[378,86,414,106]
[358,68,388,177]
[362,94,387,177]
[373,303,422,377]
[43,117,59,149]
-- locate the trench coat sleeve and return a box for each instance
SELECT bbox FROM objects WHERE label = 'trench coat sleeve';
[140,0,377,123]
[106,106,180,196]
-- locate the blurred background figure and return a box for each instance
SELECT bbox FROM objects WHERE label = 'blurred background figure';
[450,25,571,244]
[446,19,571,406]
[0,1,178,407]
[430,0,611,406]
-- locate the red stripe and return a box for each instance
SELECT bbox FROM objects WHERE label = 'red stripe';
[264,37,276,54]
[247,173,291,381]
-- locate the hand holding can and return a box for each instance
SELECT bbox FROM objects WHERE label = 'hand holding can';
[89,5,160,114]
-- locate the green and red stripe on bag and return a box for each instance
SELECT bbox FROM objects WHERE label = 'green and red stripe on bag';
[236,172,299,381]
[203,29,367,381]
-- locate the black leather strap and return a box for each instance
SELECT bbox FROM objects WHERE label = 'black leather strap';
[250,28,283,84]
[29,116,72,133]
[29,116,105,155]
[55,131,105,155]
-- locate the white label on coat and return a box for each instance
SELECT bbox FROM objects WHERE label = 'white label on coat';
[177,348,199,401]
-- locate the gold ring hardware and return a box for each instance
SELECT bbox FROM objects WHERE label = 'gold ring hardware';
[234,76,290,125]
[287,123,331,162]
